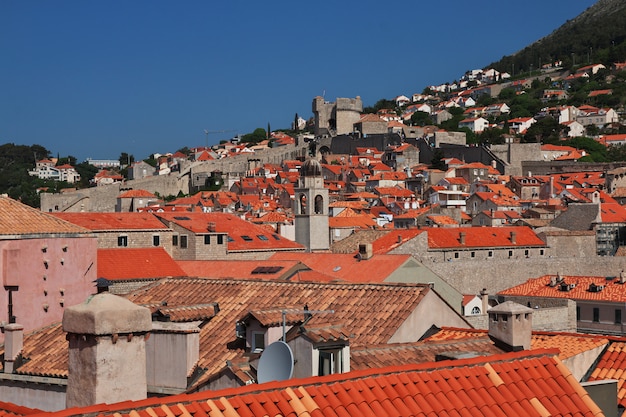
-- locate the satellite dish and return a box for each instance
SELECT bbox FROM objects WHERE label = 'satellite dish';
[257,341,294,384]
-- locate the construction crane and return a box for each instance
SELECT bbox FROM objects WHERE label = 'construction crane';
[203,129,236,148]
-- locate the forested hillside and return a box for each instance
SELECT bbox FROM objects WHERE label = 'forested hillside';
[490,0,626,74]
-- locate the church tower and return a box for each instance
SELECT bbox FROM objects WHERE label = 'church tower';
[295,158,329,252]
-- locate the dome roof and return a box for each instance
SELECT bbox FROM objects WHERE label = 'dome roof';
[301,158,322,177]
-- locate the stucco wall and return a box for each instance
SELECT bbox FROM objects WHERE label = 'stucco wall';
[0,236,97,343]
[388,290,470,343]
[0,377,66,411]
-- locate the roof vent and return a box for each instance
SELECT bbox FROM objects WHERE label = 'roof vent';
[559,282,570,292]
[588,283,604,292]
[358,243,373,260]
[548,277,557,287]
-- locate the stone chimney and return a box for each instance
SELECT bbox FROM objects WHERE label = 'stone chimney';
[358,243,373,260]
[488,301,533,351]
[145,322,200,391]
[510,231,517,245]
[459,232,466,245]
[3,323,23,373]
[63,293,152,408]
[479,288,489,314]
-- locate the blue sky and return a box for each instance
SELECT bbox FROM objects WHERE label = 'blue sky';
[1,1,597,162]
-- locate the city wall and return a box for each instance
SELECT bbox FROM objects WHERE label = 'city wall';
[41,142,309,213]
[420,256,626,296]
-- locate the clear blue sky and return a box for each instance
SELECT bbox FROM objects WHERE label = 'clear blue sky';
[1,0,597,162]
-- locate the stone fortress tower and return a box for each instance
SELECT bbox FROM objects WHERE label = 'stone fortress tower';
[312,96,363,137]
[294,159,329,252]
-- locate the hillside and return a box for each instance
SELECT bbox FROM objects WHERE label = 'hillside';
[490,0,626,74]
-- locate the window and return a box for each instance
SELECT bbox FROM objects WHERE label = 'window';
[172,235,178,246]
[540,249,544,256]
[257,235,269,241]
[204,235,211,245]
[252,332,265,353]
[117,235,128,247]
[241,235,253,241]
[524,249,529,257]
[217,235,224,244]
[471,306,481,315]
[152,235,160,247]
[616,309,622,324]
[471,251,475,258]
[488,251,493,258]
[593,308,600,322]
[576,306,580,321]
[508,250,513,258]
[180,235,188,249]
[454,252,459,259]
[318,348,342,376]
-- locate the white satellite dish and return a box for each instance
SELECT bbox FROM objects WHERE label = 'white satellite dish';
[257,341,294,384]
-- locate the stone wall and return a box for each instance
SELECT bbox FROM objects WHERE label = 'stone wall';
[465,300,575,333]
[521,160,626,177]
[419,256,626,295]
[489,143,543,176]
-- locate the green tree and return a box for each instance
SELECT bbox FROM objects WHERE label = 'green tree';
[241,128,267,145]
[119,152,134,167]
[522,117,560,144]
[410,111,431,126]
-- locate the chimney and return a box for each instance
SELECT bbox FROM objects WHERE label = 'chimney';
[620,270,626,284]
[459,232,466,245]
[488,301,533,351]
[479,288,489,314]
[358,243,373,260]
[146,322,200,391]
[3,323,23,373]
[510,231,517,244]
[397,234,403,244]
[63,293,152,408]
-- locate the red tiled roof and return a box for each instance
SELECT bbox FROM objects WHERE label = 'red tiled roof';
[118,189,156,198]
[0,197,91,236]
[371,229,426,254]
[589,341,626,406]
[52,212,169,231]
[155,212,304,251]
[270,252,413,283]
[427,226,545,249]
[177,259,303,279]
[499,274,626,303]
[98,247,186,280]
[28,350,603,417]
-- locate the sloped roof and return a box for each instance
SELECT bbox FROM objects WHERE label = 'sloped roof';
[426,226,545,249]
[270,252,414,283]
[118,189,156,198]
[23,350,603,416]
[154,212,304,252]
[550,204,600,230]
[427,327,608,361]
[98,247,186,280]
[588,341,626,407]
[499,274,626,303]
[0,197,91,236]
[52,212,170,231]
[176,259,303,280]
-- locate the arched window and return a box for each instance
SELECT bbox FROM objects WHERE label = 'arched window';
[471,306,481,315]
[314,195,324,214]
[299,194,307,215]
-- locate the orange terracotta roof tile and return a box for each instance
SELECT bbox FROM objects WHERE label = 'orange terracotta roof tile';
[270,252,413,283]
[589,341,626,407]
[118,189,157,198]
[155,212,304,252]
[426,226,545,249]
[0,197,92,236]
[176,259,303,279]
[499,274,626,303]
[98,247,186,280]
[52,212,169,231]
[32,350,602,417]
[371,229,425,254]
[0,402,41,416]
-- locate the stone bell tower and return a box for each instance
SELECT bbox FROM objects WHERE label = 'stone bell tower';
[295,158,329,252]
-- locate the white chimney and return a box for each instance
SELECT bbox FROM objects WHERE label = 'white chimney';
[488,301,533,351]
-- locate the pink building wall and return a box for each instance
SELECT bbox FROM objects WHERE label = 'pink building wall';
[0,236,98,342]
